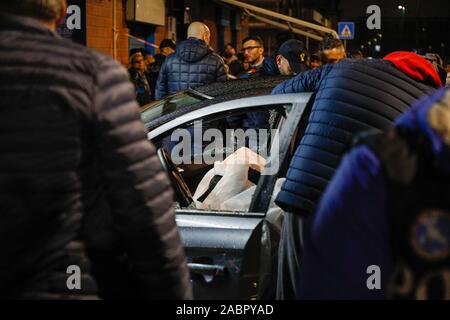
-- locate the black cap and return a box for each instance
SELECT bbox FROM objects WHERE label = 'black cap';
[278,39,308,74]
[159,38,176,50]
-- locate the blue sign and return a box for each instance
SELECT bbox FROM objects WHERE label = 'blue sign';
[338,22,355,40]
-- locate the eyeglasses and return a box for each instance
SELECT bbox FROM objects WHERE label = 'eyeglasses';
[241,46,261,52]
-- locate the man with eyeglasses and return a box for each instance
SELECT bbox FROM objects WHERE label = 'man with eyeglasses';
[240,36,265,78]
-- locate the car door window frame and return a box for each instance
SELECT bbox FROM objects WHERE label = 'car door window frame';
[147,93,313,215]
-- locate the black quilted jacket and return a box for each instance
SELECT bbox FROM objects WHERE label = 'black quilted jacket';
[155,38,226,99]
[273,58,435,216]
[0,13,192,300]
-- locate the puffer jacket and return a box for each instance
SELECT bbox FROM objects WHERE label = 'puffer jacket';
[155,38,226,99]
[272,58,436,216]
[260,56,280,76]
[298,86,450,299]
[0,13,192,300]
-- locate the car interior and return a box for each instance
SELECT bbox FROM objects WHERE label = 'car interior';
[149,100,309,300]
[152,103,294,212]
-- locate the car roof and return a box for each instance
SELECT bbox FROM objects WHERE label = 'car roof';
[143,76,289,131]
[148,93,312,140]
[193,75,289,98]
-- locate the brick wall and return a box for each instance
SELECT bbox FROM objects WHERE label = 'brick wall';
[203,20,218,52]
[154,23,168,51]
[85,1,248,65]
[236,15,249,49]
[223,26,231,47]
[86,0,129,66]
[114,0,129,65]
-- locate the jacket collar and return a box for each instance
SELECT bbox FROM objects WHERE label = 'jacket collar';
[0,12,58,37]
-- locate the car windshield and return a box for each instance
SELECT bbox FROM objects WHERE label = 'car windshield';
[140,89,212,124]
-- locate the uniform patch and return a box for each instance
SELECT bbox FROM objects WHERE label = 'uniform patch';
[410,209,450,261]
[300,53,305,62]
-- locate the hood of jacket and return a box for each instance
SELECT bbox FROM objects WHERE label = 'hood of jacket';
[176,37,212,63]
[395,86,450,173]
[384,51,443,88]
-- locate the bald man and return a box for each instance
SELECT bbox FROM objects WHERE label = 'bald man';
[155,21,226,99]
[187,21,211,43]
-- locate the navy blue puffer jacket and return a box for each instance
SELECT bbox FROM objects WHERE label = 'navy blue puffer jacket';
[273,58,435,215]
[155,38,226,99]
[261,56,280,76]
[0,13,191,299]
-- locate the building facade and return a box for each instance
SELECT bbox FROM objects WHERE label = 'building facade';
[61,0,250,66]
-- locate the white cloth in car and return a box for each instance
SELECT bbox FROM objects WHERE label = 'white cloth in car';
[193,147,285,227]
[193,147,265,210]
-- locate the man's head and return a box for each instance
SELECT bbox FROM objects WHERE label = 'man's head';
[224,43,236,56]
[276,39,308,75]
[242,36,264,66]
[310,52,322,69]
[237,53,249,70]
[142,49,155,65]
[187,22,211,45]
[423,53,447,85]
[159,39,176,56]
[320,35,346,64]
[0,0,67,30]
[350,50,363,59]
[445,64,450,74]
[130,52,145,72]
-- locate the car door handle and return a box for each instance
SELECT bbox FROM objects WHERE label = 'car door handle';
[188,263,229,283]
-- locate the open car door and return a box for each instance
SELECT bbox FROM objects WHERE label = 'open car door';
[173,93,312,299]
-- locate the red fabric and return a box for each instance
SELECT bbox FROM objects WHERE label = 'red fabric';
[384,51,442,88]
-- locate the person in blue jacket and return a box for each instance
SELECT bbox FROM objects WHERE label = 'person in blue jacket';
[261,39,309,76]
[155,22,226,99]
[272,51,443,299]
[298,86,450,299]
[227,40,309,133]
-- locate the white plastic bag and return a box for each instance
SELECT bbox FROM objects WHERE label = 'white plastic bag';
[193,147,265,210]
[193,148,285,225]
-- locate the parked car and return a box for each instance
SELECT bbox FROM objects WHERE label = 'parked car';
[140,77,313,299]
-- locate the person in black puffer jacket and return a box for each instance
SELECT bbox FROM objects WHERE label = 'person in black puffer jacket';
[155,22,226,99]
[272,52,443,299]
[0,0,192,300]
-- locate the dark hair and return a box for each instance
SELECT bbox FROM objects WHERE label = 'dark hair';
[225,43,234,48]
[141,49,152,57]
[350,50,363,58]
[236,52,246,62]
[320,35,344,51]
[129,48,141,57]
[0,0,64,21]
[242,36,264,48]
[159,39,176,50]
[310,52,321,61]
[222,51,233,59]
[130,52,143,65]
